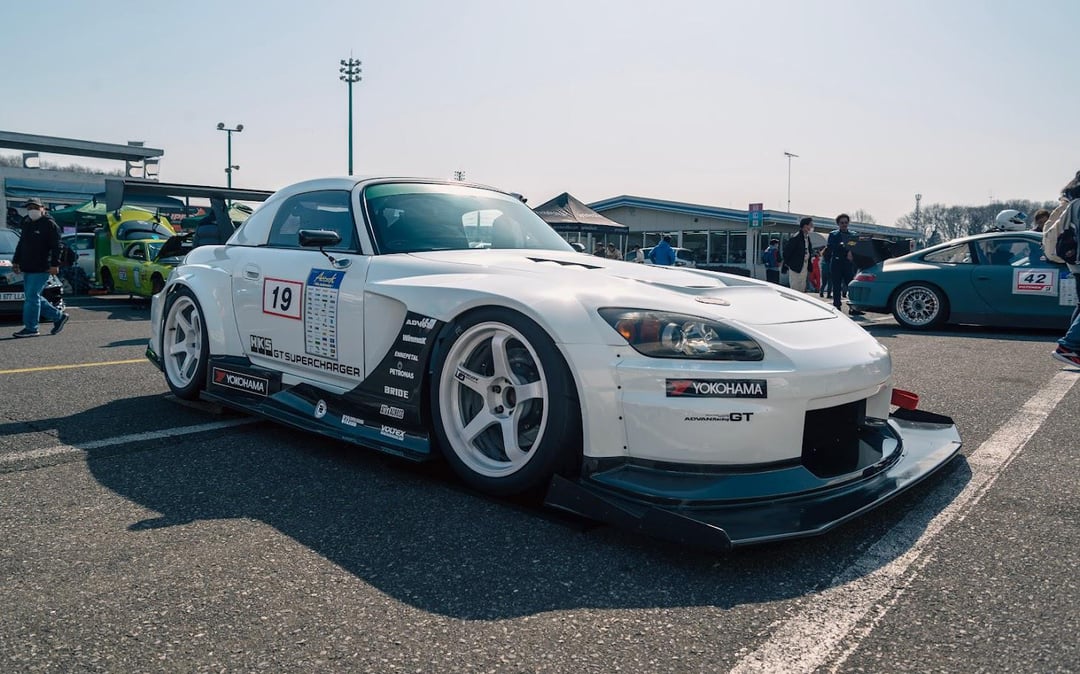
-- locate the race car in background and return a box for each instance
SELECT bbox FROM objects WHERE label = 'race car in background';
[146,177,962,550]
[848,230,1073,329]
[98,233,193,297]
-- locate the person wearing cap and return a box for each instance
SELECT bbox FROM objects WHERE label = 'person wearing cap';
[11,198,70,338]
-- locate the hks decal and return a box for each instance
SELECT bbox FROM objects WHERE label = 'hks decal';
[250,334,274,356]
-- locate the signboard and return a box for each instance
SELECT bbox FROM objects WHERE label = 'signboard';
[748,203,763,229]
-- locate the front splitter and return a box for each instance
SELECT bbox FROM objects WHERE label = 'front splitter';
[544,410,961,550]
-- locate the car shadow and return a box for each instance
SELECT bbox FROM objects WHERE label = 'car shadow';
[863,321,1063,342]
[37,395,971,620]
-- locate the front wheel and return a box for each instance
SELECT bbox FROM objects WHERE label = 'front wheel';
[892,282,948,329]
[161,287,209,400]
[430,309,582,496]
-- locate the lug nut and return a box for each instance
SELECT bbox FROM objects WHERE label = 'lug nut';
[494,405,504,413]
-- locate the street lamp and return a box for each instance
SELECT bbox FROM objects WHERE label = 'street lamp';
[339,57,362,176]
[784,151,799,212]
[216,122,243,188]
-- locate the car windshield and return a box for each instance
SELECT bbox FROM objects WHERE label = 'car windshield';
[147,242,164,259]
[363,182,573,254]
[0,230,18,254]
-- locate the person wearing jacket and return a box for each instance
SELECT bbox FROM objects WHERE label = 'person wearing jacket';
[783,217,815,292]
[1044,175,1080,366]
[649,235,677,266]
[826,213,858,313]
[11,198,70,338]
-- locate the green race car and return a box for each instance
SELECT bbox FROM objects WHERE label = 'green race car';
[98,234,192,298]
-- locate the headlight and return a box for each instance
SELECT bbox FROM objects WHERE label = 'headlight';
[598,308,764,360]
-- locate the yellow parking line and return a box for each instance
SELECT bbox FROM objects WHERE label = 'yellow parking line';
[0,358,146,375]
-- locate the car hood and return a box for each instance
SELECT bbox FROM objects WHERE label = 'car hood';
[402,250,837,326]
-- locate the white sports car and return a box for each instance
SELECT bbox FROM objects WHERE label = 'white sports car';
[147,178,961,549]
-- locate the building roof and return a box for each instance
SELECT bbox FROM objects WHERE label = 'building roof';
[587,194,916,237]
[0,131,163,161]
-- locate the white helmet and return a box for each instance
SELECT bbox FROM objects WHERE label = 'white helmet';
[995,209,1027,231]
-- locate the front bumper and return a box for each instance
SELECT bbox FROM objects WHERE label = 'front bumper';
[545,408,960,550]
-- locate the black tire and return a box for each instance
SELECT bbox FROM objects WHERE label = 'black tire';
[891,282,948,329]
[151,274,165,296]
[100,268,115,294]
[429,308,582,496]
[160,287,209,400]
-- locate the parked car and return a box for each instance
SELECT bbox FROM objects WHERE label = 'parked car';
[847,230,1073,329]
[0,228,65,318]
[145,177,960,550]
[61,232,96,281]
[628,246,697,267]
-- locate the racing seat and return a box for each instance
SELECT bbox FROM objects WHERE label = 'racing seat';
[491,215,525,249]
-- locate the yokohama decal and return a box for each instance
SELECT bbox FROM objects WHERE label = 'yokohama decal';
[212,367,269,396]
[665,379,768,398]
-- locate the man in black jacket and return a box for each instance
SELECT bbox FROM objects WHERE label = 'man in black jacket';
[11,198,70,337]
[783,217,814,292]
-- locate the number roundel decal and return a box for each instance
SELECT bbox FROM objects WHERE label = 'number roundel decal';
[263,278,303,319]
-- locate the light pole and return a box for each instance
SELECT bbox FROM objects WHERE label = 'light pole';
[915,193,922,231]
[784,151,799,212]
[216,122,243,188]
[339,56,362,176]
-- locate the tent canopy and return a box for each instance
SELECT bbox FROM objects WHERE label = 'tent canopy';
[533,192,628,234]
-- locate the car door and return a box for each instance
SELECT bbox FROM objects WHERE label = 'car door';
[114,242,147,293]
[231,189,370,390]
[970,236,1065,323]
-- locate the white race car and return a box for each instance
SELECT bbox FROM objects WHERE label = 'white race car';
[147,178,961,549]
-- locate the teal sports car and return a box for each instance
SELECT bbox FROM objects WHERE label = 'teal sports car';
[848,230,1076,329]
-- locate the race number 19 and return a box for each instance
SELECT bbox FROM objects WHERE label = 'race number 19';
[263,278,303,319]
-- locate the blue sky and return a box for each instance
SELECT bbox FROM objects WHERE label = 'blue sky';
[2,0,1077,225]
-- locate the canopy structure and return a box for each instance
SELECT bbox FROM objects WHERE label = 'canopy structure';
[533,192,628,234]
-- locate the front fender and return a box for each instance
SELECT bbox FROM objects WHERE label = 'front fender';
[160,264,243,358]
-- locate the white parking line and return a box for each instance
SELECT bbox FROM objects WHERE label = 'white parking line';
[729,370,1078,674]
[0,418,259,466]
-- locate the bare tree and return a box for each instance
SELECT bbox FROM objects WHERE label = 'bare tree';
[894,199,1055,242]
[850,209,877,225]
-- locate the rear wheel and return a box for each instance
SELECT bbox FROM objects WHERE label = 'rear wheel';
[100,268,115,294]
[892,282,947,329]
[430,309,581,496]
[161,287,208,400]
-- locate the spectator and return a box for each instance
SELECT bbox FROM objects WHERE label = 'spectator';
[593,243,607,257]
[606,242,621,259]
[11,198,70,338]
[809,249,822,294]
[827,213,861,314]
[649,235,677,266]
[783,217,814,292]
[762,238,781,283]
[1046,174,1080,366]
[1032,208,1051,233]
[630,244,645,263]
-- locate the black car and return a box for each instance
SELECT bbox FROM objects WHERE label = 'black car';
[0,228,65,318]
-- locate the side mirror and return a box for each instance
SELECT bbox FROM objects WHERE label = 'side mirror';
[298,229,342,248]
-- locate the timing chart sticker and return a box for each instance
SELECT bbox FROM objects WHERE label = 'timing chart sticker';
[305,268,345,360]
[1012,268,1057,295]
[1060,270,1079,306]
[263,277,303,319]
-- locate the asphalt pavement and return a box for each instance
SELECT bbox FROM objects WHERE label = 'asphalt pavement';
[0,301,1076,673]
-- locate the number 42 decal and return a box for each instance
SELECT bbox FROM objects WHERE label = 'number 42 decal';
[263,278,304,319]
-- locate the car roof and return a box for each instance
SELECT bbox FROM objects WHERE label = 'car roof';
[270,176,521,201]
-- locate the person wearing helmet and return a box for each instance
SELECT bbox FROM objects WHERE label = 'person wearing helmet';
[994,209,1027,231]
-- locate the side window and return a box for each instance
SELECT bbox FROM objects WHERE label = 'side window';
[923,244,972,264]
[975,238,1036,266]
[267,190,356,251]
[125,243,146,260]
